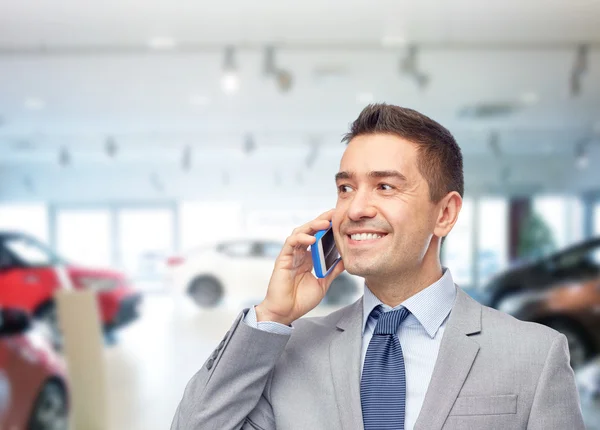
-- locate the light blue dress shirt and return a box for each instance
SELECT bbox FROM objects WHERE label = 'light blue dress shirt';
[244,268,457,430]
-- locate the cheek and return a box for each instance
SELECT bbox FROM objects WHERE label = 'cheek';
[331,208,342,231]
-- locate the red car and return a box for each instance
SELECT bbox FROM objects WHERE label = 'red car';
[0,231,142,345]
[0,307,69,429]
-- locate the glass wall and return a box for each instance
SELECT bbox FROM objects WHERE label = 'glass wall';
[477,198,509,286]
[442,198,473,287]
[533,196,585,250]
[0,204,49,243]
[56,208,113,268]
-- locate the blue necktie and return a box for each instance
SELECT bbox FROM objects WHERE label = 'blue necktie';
[361,305,411,430]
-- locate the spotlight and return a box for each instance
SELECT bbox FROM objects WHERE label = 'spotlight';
[263,45,293,93]
[59,146,70,167]
[222,46,240,94]
[244,134,256,154]
[570,44,589,97]
[399,45,429,90]
[105,136,117,158]
[305,138,320,168]
[575,142,589,170]
[488,130,502,158]
[182,145,192,171]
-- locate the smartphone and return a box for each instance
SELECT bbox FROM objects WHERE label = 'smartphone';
[311,222,341,278]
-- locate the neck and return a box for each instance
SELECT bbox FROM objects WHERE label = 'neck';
[365,239,443,307]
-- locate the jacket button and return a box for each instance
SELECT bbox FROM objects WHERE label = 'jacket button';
[206,358,214,370]
[210,349,219,360]
[218,339,226,350]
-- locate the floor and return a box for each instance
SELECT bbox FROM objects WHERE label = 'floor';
[103,294,600,430]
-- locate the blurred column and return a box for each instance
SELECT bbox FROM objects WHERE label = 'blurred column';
[54,265,108,430]
[581,191,599,239]
[508,197,531,262]
[471,198,480,289]
[110,206,120,268]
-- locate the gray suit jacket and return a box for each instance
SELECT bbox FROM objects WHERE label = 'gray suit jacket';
[171,286,586,429]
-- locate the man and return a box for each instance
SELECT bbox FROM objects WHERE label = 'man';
[171,104,585,429]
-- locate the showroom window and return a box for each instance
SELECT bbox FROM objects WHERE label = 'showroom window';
[56,208,113,268]
[179,202,244,253]
[117,207,175,285]
[442,198,473,287]
[594,202,600,236]
[0,204,49,243]
[533,196,584,250]
[3,234,60,266]
[477,198,508,286]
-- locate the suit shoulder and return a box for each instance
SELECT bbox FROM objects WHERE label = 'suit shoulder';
[480,303,562,346]
[292,300,359,331]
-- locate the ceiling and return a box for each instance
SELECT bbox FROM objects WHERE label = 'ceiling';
[0,0,599,199]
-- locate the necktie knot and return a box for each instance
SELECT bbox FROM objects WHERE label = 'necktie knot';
[371,305,410,335]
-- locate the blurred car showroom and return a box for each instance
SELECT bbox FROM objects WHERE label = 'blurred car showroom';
[0,0,600,429]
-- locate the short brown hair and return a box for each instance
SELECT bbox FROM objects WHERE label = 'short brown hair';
[342,103,464,202]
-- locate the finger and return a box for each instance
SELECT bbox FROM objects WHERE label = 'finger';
[288,220,331,241]
[315,208,336,220]
[283,233,317,253]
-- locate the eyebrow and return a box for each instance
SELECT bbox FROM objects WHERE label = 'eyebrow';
[335,170,408,182]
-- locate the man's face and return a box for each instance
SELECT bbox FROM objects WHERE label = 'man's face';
[332,133,439,279]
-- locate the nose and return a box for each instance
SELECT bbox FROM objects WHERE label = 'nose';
[346,189,377,221]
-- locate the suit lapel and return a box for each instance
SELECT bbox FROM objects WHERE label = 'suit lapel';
[330,298,364,430]
[414,287,482,430]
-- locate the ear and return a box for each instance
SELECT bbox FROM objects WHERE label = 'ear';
[433,192,462,238]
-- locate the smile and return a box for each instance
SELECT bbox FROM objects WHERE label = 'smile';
[348,233,387,241]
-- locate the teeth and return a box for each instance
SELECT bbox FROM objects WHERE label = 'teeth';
[350,233,383,241]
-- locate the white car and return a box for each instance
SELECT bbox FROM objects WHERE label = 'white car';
[167,238,363,309]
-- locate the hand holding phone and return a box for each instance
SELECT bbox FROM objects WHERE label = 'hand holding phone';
[255,210,345,326]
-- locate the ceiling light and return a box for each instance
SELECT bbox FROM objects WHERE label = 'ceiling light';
[263,46,293,93]
[147,37,177,50]
[221,73,239,94]
[244,134,256,154]
[24,97,45,110]
[105,136,117,158]
[399,45,429,90]
[189,95,211,107]
[570,44,589,97]
[488,130,502,158]
[222,46,239,94]
[575,142,589,170]
[182,145,192,171]
[59,146,70,167]
[519,91,539,106]
[356,92,374,104]
[381,35,407,47]
[305,139,320,168]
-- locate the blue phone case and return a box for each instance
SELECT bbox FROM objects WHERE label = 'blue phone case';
[311,222,341,278]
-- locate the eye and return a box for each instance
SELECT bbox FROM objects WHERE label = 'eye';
[338,184,353,193]
[378,183,394,191]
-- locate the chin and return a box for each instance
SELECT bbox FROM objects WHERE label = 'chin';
[344,260,379,278]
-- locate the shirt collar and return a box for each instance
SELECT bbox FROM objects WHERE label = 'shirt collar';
[362,267,457,339]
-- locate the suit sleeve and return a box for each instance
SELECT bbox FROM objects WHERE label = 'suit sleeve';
[526,333,586,430]
[170,309,291,430]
